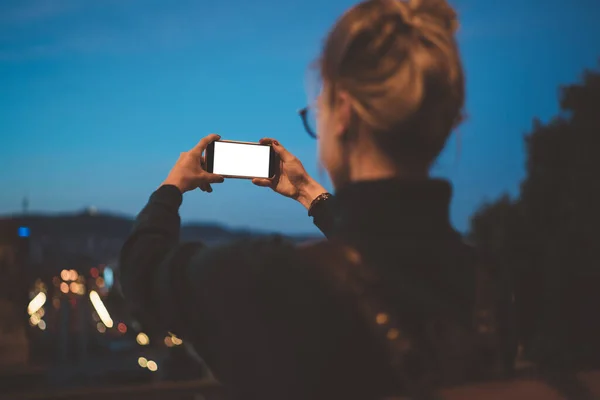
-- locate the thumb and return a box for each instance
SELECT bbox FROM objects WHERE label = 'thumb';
[252,178,272,187]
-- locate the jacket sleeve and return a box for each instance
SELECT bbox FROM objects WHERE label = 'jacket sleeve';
[310,195,336,238]
[118,184,187,334]
[118,185,334,386]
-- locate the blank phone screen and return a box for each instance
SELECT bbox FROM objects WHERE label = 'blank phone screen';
[213,141,271,178]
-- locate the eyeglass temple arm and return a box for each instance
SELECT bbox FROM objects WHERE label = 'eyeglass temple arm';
[298,107,316,138]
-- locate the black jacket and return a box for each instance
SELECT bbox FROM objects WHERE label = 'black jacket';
[119,179,493,399]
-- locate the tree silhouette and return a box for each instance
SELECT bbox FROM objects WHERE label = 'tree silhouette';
[469,64,600,370]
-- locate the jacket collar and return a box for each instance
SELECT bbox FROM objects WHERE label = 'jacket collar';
[332,178,456,239]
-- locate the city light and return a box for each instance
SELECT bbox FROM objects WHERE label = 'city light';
[146,361,158,372]
[104,266,114,289]
[137,357,158,372]
[38,320,46,330]
[89,290,113,328]
[30,314,40,326]
[69,270,78,281]
[165,333,183,347]
[171,335,183,346]
[117,322,127,333]
[96,277,105,288]
[18,226,30,237]
[27,292,46,315]
[90,267,99,278]
[97,322,106,333]
[136,332,150,346]
[60,270,70,281]
[68,282,85,295]
[60,282,69,293]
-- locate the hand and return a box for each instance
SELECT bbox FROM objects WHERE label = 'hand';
[162,134,225,194]
[252,138,327,209]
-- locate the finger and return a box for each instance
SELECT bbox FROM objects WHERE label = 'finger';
[203,173,225,184]
[252,178,272,187]
[190,133,221,156]
[265,139,294,162]
[199,183,209,192]
[259,138,275,145]
[206,183,213,193]
[258,138,294,162]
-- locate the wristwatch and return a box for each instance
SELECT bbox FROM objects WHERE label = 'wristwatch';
[308,192,333,217]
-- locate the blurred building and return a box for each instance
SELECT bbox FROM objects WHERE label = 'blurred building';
[0,220,30,368]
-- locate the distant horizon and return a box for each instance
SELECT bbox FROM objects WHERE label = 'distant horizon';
[0,206,324,237]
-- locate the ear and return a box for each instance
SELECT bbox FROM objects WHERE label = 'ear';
[331,91,353,140]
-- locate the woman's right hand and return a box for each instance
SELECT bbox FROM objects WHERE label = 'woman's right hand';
[252,138,327,210]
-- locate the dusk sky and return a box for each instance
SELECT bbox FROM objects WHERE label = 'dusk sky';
[1,0,599,235]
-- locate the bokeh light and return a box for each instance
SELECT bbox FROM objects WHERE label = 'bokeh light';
[136,332,149,346]
[30,314,40,325]
[60,270,69,281]
[27,292,46,315]
[89,290,113,328]
[171,335,183,346]
[146,361,158,372]
[104,267,114,289]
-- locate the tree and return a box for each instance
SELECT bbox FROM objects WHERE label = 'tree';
[469,64,600,369]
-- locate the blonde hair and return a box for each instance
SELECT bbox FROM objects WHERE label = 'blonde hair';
[320,0,465,168]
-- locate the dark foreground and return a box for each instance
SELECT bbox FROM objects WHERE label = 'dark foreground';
[0,380,225,400]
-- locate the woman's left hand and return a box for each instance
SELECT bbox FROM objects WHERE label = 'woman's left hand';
[162,134,225,194]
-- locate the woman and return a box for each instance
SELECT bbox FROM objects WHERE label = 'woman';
[120,0,491,398]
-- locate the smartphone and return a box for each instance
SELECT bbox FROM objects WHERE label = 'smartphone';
[205,140,279,179]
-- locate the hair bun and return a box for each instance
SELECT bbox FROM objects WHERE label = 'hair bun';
[409,0,459,33]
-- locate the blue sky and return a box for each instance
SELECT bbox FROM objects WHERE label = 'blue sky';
[1,0,599,234]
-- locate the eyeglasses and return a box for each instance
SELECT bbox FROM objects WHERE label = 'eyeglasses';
[298,106,317,139]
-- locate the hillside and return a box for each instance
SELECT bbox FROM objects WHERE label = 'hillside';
[1,210,318,244]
